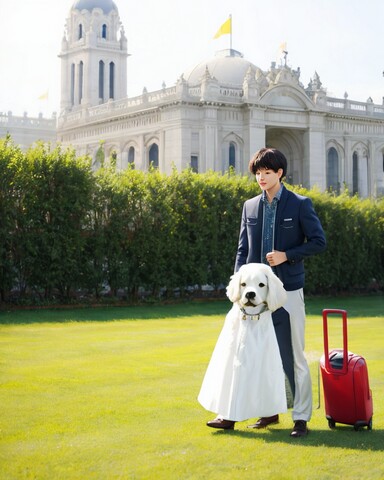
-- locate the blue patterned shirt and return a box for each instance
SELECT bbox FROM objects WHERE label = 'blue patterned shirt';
[261,184,283,264]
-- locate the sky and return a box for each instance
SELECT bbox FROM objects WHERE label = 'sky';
[0,0,383,118]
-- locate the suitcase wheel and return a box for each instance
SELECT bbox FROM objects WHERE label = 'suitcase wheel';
[368,417,373,430]
[353,417,373,431]
[327,418,336,429]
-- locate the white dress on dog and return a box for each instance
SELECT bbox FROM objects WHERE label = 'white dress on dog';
[198,303,287,421]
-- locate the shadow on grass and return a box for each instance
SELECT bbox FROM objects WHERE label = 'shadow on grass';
[211,426,384,451]
[0,294,383,324]
[0,300,231,325]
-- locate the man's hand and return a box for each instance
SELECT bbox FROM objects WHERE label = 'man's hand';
[266,250,287,267]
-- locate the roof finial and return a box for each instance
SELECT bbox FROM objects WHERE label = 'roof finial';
[283,49,288,67]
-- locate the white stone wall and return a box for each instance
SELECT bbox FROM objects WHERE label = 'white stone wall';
[5,4,383,197]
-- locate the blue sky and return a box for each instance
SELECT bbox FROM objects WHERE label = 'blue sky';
[0,0,383,117]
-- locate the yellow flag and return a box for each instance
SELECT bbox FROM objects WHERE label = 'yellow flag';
[279,42,287,52]
[213,17,232,39]
[38,90,49,101]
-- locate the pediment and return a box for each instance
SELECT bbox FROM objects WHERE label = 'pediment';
[260,85,314,110]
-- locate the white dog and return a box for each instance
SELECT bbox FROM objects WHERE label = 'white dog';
[198,263,288,423]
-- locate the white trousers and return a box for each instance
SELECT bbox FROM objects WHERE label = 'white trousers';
[284,289,312,422]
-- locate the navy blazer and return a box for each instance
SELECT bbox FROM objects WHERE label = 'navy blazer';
[234,184,326,291]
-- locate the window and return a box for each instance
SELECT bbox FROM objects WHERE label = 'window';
[99,61,104,101]
[71,63,75,106]
[229,142,236,169]
[109,62,115,99]
[110,150,117,168]
[95,144,105,169]
[149,144,159,169]
[102,24,107,39]
[191,155,198,173]
[78,61,83,104]
[326,147,339,193]
[128,147,135,165]
[78,24,83,39]
[353,152,358,195]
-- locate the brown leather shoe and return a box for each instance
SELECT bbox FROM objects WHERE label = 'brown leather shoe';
[290,420,308,437]
[206,417,235,430]
[247,414,279,429]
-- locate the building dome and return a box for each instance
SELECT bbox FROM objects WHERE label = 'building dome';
[183,49,258,86]
[72,0,118,13]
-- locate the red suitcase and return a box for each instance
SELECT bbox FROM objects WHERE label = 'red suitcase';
[320,309,373,430]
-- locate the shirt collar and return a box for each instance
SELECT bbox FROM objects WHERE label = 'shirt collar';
[262,183,283,203]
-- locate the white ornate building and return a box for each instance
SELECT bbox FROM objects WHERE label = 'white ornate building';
[0,112,56,151]
[3,0,384,197]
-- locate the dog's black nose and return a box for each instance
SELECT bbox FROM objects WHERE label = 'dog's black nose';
[245,291,256,300]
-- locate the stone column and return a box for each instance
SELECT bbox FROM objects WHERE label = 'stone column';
[138,135,145,171]
[159,130,166,173]
[367,140,375,197]
[343,136,352,192]
[243,107,266,174]
[303,128,326,190]
[204,125,218,171]
[357,148,368,198]
[202,106,218,172]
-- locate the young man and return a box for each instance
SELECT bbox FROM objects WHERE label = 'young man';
[235,147,326,437]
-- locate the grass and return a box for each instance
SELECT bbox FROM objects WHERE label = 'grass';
[0,295,383,479]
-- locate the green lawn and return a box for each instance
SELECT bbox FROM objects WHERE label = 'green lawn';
[0,296,383,479]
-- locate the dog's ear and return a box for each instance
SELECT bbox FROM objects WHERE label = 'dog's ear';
[226,270,242,303]
[265,266,287,311]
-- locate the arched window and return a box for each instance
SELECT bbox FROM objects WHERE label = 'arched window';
[102,24,107,39]
[109,62,115,99]
[78,61,83,104]
[70,63,75,106]
[149,144,159,169]
[326,147,339,193]
[110,150,117,168]
[353,151,358,195]
[78,24,83,39]
[191,155,198,173]
[95,144,105,169]
[229,142,236,169]
[99,61,105,101]
[128,146,135,165]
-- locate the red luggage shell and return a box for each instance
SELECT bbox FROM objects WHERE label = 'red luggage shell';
[319,309,373,430]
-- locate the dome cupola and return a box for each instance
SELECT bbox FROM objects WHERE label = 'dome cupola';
[183,49,259,87]
[72,0,118,13]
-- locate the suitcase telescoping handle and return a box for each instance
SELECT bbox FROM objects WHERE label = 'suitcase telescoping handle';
[322,309,348,374]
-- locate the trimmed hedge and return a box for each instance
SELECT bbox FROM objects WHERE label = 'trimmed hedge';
[0,138,383,304]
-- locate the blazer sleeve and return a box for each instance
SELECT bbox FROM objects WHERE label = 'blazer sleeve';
[234,202,249,272]
[285,196,326,264]
[234,196,262,272]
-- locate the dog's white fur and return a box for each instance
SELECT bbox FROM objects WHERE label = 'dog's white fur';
[226,263,287,312]
[198,262,288,420]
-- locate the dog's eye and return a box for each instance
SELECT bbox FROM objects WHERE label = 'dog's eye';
[241,282,246,287]
[259,282,265,287]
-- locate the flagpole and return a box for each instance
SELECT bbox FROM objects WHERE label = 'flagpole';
[229,14,232,52]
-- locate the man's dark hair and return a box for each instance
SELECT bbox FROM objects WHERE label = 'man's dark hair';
[248,148,287,178]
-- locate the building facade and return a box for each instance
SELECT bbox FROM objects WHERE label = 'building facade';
[0,112,56,151]
[4,0,384,197]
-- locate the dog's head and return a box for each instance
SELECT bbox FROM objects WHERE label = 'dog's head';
[226,263,287,312]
